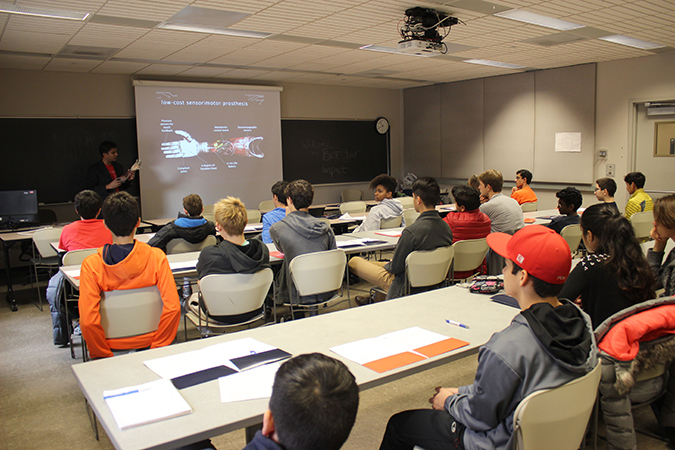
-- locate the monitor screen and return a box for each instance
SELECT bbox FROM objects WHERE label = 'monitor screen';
[0,190,39,226]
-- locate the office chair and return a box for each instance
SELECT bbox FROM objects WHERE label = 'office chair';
[341,189,363,202]
[450,238,489,283]
[560,224,583,255]
[520,202,538,212]
[31,227,62,310]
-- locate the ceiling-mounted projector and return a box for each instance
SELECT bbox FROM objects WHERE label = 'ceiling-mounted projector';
[398,7,459,55]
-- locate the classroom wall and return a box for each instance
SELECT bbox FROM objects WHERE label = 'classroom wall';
[0,69,402,206]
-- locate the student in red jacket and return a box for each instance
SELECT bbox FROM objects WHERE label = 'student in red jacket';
[443,185,491,278]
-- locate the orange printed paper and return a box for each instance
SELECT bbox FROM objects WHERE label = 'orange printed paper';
[363,352,427,373]
[415,338,469,358]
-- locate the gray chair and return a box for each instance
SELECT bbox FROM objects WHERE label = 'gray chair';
[339,201,367,215]
[560,224,582,254]
[31,227,63,310]
[403,209,420,226]
[397,197,415,209]
[450,238,489,283]
[341,189,363,202]
[520,201,538,212]
[184,269,273,339]
[258,200,275,211]
[404,246,454,295]
[285,249,348,320]
[630,210,653,241]
[247,209,262,223]
[166,235,216,255]
[380,216,403,229]
[62,248,98,358]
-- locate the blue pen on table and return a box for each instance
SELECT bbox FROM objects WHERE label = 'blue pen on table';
[446,319,470,329]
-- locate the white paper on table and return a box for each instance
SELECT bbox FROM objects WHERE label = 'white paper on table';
[143,337,277,379]
[244,224,263,232]
[219,362,280,403]
[330,337,414,365]
[379,327,451,350]
[374,229,402,237]
[104,379,192,430]
[63,268,81,278]
[336,239,367,248]
[169,260,198,271]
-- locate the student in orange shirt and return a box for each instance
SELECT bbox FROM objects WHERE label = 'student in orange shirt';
[78,192,180,359]
[510,169,537,205]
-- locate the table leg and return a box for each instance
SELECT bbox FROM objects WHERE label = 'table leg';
[2,240,18,311]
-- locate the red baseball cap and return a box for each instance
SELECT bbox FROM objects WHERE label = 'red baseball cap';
[486,225,571,284]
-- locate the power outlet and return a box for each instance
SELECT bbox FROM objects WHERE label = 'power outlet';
[606,164,616,177]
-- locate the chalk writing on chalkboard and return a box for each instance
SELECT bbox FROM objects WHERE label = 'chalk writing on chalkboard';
[282,120,388,184]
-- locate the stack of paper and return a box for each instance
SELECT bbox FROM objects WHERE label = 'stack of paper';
[375,230,402,237]
[103,379,192,430]
[330,327,468,373]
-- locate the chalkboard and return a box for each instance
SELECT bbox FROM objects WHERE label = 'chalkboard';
[281,119,389,184]
[0,118,139,204]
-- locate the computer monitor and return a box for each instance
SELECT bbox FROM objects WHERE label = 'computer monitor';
[0,190,39,229]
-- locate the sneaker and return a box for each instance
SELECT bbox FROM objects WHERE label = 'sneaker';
[72,324,81,336]
[354,296,370,306]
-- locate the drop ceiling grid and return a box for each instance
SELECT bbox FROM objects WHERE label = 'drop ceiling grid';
[0,54,50,70]
[44,57,101,72]
[97,0,190,21]
[5,14,85,34]
[24,0,105,10]
[191,0,277,14]
[162,39,253,63]
[90,60,150,73]
[208,49,285,66]
[135,63,196,75]
[646,0,675,12]
[173,66,232,77]
[69,22,149,48]
[531,1,591,16]
[0,31,70,53]
[214,68,274,79]
[251,70,308,81]
[247,53,319,69]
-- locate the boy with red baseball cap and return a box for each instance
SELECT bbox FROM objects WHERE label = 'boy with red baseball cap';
[379,226,598,450]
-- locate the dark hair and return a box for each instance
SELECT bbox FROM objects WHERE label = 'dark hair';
[596,177,617,197]
[624,172,646,189]
[270,353,359,450]
[556,187,583,211]
[478,169,503,193]
[654,194,675,230]
[182,194,203,217]
[467,175,479,190]
[516,169,533,184]
[285,180,314,210]
[99,141,117,156]
[580,203,655,302]
[411,177,440,207]
[74,190,103,220]
[511,262,563,298]
[452,185,481,211]
[271,181,289,206]
[369,174,397,193]
[101,192,139,237]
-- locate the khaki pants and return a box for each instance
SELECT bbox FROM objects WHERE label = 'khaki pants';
[348,257,394,293]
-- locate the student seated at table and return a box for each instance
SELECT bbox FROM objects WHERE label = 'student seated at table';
[478,169,523,234]
[262,181,289,244]
[148,193,215,253]
[194,197,270,323]
[510,169,537,205]
[353,174,405,233]
[349,177,453,304]
[546,187,583,234]
[442,185,491,278]
[378,226,598,450]
[559,203,655,328]
[78,192,180,359]
[270,179,337,307]
[244,353,359,450]
[648,194,675,297]
[58,190,112,251]
[624,171,653,220]
[594,177,619,213]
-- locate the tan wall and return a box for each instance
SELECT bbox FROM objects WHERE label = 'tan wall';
[0,70,402,204]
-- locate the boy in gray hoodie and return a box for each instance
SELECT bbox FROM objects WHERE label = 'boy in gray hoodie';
[270,179,337,307]
[379,226,598,450]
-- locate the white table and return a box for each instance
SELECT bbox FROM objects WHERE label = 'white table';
[523,208,559,226]
[71,285,518,450]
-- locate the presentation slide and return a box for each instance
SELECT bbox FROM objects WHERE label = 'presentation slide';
[134,82,283,219]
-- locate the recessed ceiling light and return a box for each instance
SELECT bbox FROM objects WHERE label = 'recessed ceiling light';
[598,34,664,50]
[157,22,271,38]
[494,10,584,31]
[360,44,440,58]
[0,2,89,20]
[463,59,525,69]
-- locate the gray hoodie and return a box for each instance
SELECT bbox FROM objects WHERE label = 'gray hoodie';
[270,211,337,305]
[353,198,405,233]
[446,300,598,450]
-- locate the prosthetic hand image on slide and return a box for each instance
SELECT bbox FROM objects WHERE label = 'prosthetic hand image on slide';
[162,130,210,158]
[162,131,265,159]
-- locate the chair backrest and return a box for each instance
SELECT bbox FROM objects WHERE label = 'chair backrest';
[32,227,63,258]
[397,197,415,209]
[100,286,163,339]
[62,248,98,265]
[339,201,367,215]
[289,249,346,297]
[403,209,420,226]
[630,210,653,240]
[452,238,489,273]
[258,200,275,211]
[513,362,601,450]
[199,269,273,317]
[202,204,215,224]
[166,235,217,255]
[246,209,262,224]
[560,224,582,253]
[520,201,538,212]
[405,246,454,289]
[341,189,363,202]
[380,215,403,229]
